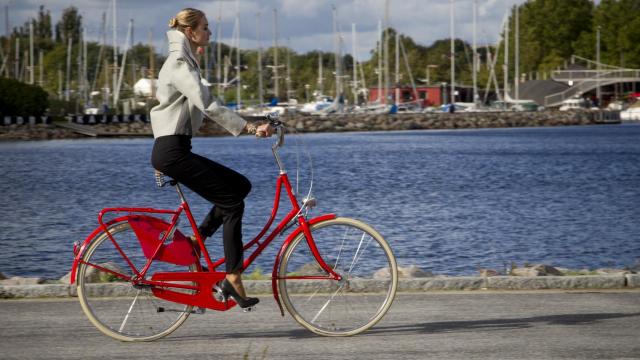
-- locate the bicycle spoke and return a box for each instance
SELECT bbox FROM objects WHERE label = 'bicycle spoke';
[310,283,346,323]
[332,228,349,270]
[119,290,141,333]
[304,288,321,304]
[347,233,373,276]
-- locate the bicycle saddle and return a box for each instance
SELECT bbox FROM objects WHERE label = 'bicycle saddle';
[154,171,178,187]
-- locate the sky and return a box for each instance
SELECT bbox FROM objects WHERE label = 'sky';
[6,0,529,61]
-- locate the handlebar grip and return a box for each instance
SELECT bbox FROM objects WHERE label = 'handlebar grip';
[266,112,282,127]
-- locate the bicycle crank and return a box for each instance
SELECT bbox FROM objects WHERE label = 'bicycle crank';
[156,306,207,314]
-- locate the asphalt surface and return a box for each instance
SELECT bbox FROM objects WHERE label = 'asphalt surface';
[1,290,639,360]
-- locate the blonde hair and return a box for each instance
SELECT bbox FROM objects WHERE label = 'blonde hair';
[168,8,205,32]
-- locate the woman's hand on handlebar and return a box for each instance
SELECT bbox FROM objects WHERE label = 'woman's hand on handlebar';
[255,123,274,138]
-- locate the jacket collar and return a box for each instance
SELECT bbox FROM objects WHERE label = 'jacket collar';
[167,29,199,71]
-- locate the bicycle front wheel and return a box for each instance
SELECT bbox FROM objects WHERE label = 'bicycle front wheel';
[76,220,197,342]
[278,217,398,336]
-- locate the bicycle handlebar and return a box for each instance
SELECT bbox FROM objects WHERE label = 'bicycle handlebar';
[265,112,287,173]
[266,112,285,149]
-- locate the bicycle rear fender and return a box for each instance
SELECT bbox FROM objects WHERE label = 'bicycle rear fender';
[270,213,337,316]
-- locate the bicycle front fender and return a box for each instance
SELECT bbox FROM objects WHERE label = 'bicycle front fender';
[270,213,337,316]
[69,216,131,284]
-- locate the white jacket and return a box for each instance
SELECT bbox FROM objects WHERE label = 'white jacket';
[150,30,246,138]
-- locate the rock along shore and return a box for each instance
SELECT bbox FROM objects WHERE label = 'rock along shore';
[1,275,639,299]
[0,110,619,141]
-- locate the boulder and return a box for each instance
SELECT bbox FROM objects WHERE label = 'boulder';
[511,267,540,277]
[399,265,432,278]
[478,268,500,277]
[511,264,563,277]
[595,268,632,276]
[295,263,323,276]
[373,265,432,279]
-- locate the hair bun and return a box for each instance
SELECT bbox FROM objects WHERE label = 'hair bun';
[168,17,177,28]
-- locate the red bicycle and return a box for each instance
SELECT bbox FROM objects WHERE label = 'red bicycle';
[70,116,398,341]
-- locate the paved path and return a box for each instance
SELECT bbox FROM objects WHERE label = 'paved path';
[1,290,639,360]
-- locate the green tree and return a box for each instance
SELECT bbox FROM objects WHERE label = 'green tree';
[55,6,82,46]
[36,5,53,43]
[503,0,594,75]
[593,0,640,67]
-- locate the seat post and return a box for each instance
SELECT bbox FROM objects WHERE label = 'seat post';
[175,183,187,204]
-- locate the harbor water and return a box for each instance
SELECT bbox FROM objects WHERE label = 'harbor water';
[1,123,639,279]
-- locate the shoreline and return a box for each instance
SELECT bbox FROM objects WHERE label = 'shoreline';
[0,110,621,141]
[2,264,638,299]
[1,274,639,299]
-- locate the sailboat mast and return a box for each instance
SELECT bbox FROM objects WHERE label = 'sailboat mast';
[256,11,264,106]
[450,0,455,105]
[84,27,88,104]
[29,21,34,84]
[235,0,241,110]
[514,4,519,101]
[332,5,340,99]
[472,0,478,105]
[273,8,279,101]
[114,18,132,107]
[112,0,118,108]
[216,1,222,98]
[318,52,323,95]
[77,28,82,104]
[383,0,389,104]
[377,20,382,103]
[395,31,399,105]
[503,9,509,102]
[352,23,358,105]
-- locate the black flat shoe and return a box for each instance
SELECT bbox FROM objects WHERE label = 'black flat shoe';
[215,279,259,309]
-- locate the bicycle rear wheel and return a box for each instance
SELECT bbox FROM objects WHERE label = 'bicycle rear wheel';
[278,217,398,336]
[76,220,197,342]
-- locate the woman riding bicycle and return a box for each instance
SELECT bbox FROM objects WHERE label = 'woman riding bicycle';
[150,8,273,308]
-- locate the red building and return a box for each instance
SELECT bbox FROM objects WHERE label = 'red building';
[368,85,443,107]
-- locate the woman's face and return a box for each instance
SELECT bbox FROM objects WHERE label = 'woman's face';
[187,16,211,47]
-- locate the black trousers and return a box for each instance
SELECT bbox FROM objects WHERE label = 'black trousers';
[151,135,251,273]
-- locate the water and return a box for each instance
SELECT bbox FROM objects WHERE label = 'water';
[1,124,639,279]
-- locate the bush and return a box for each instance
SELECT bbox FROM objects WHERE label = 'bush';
[47,98,76,116]
[0,77,49,116]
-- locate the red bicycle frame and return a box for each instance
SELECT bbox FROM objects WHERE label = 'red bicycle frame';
[71,135,341,315]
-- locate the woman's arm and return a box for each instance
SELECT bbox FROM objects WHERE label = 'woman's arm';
[170,59,247,136]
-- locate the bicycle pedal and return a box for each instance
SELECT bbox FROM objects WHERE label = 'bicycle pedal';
[193,307,206,315]
[242,306,255,313]
[213,286,226,302]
